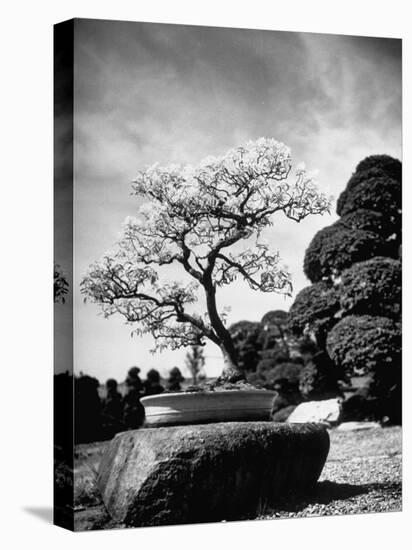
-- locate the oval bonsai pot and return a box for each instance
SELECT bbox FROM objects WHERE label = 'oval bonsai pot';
[141,389,276,427]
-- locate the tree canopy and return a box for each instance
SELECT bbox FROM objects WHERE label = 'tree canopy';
[326,315,401,377]
[339,257,401,318]
[303,222,388,282]
[288,281,340,346]
[336,175,401,219]
[185,345,206,385]
[355,154,402,183]
[82,138,330,380]
[229,320,262,373]
[337,209,397,239]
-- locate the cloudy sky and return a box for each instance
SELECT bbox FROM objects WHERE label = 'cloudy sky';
[54,18,401,383]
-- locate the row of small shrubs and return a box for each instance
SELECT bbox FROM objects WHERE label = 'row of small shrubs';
[55,366,187,445]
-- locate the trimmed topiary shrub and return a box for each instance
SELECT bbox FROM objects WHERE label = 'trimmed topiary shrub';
[261,310,289,327]
[229,320,263,373]
[265,362,303,386]
[340,257,401,319]
[298,351,342,401]
[247,360,303,390]
[337,209,397,240]
[326,315,401,377]
[336,176,401,219]
[345,166,391,192]
[288,281,340,346]
[303,222,388,282]
[355,154,402,183]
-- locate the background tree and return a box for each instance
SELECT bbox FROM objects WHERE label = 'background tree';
[81,138,330,382]
[298,351,342,401]
[74,374,102,444]
[143,368,164,396]
[288,282,340,347]
[288,154,402,422]
[237,310,304,391]
[167,366,185,392]
[339,257,401,319]
[54,263,69,303]
[185,345,206,385]
[229,320,263,374]
[303,223,388,283]
[123,367,145,429]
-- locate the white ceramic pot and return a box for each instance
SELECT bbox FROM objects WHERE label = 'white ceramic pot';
[141,390,276,427]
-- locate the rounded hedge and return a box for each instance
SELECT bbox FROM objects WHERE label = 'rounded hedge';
[261,309,288,327]
[337,209,397,239]
[229,320,262,373]
[326,315,401,377]
[340,257,401,318]
[299,352,342,401]
[336,175,401,218]
[303,222,389,282]
[260,361,303,386]
[355,154,402,183]
[345,167,391,193]
[288,281,340,344]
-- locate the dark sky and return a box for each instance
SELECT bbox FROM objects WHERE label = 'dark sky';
[55,19,401,381]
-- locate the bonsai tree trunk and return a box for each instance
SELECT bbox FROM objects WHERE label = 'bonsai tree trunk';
[204,277,245,383]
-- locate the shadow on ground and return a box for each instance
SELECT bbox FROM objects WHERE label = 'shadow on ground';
[258,479,402,516]
[23,506,53,524]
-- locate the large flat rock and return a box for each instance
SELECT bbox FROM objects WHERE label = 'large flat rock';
[98,422,329,527]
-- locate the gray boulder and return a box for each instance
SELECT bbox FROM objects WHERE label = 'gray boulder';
[287,398,342,427]
[98,421,329,527]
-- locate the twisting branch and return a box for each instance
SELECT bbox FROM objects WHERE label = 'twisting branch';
[81,138,331,377]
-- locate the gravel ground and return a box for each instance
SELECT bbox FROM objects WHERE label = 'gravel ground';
[258,425,402,519]
[73,425,402,530]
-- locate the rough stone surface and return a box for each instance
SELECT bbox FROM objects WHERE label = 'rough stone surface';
[98,421,329,527]
[287,398,342,426]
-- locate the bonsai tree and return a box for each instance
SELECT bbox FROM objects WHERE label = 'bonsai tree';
[81,138,330,383]
[185,345,206,385]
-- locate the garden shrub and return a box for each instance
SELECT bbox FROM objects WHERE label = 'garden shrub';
[340,257,401,318]
[229,320,263,373]
[336,176,401,220]
[355,154,402,183]
[299,351,342,401]
[74,374,102,444]
[345,166,391,192]
[167,366,185,391]
[326,315,401,377]
[338,209,397,240]
[303,223,389,282]
[288,281,341,346]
